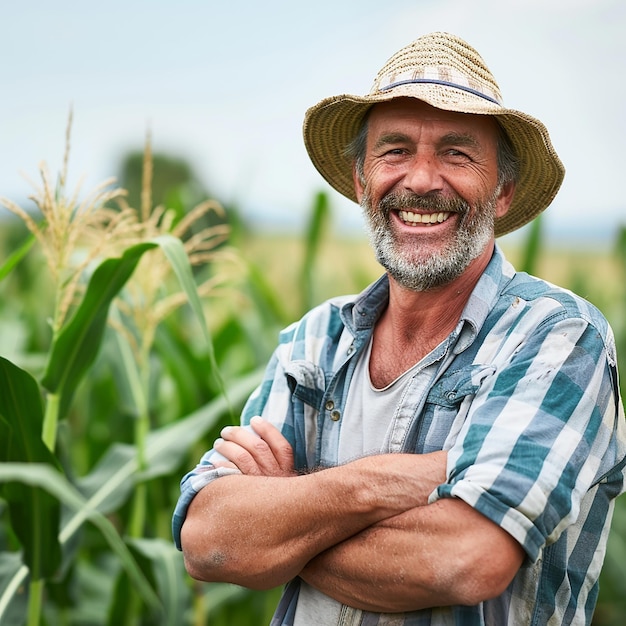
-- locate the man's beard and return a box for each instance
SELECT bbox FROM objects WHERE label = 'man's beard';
[361,188,499,292]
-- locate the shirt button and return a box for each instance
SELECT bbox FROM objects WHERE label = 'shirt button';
[325,400,334,411]
[330,410,341,421]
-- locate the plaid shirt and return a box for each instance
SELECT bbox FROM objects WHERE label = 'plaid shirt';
[173,246,626,625]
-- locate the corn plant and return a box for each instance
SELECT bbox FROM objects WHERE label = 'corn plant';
[0,122,263,625]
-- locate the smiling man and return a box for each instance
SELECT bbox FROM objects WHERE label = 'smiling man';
[357,100,513,292]
[173,32,626,625]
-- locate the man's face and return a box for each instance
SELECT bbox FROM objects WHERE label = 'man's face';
[355,98,512,292]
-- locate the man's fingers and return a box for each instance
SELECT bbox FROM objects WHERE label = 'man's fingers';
[213,438,266,475]
[249,416,295,472]
[216,417,295,476]
[209,458,239,471]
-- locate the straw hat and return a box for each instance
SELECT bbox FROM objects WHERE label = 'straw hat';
[303,32,565,237]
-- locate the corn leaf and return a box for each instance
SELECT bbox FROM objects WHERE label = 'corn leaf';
[41,242,158,418]
[519,215,542,276]
[153,234,227,403]
[0,357,62,581]
[74,368,263,516]
[0,553,27,623]
[0,463,161,621]
[301,191,330,311]
[0,233,35,283]
[126,538,189,626]
[42,235,227,420]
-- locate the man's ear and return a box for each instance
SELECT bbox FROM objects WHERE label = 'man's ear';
[353,165,365,204]
[495,181,516,218]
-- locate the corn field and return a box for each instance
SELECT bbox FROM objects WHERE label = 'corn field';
[0,140,625,625]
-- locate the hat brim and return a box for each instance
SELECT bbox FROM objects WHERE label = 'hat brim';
[303,88,565,237]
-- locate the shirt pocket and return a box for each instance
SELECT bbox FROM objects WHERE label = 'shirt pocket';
[283,360,327,469]
[415,364,496,452]
[284,359,326,409]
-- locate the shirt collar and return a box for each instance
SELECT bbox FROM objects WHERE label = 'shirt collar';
[453,244,516,353]
[341,245,516,351]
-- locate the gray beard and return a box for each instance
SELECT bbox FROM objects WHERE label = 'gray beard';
[361,189,499,292]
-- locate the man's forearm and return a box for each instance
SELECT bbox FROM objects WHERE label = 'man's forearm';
[300,497,525,612]
[181,452,445,589]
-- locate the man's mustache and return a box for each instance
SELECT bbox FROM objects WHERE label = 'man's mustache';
[378,192,470,215]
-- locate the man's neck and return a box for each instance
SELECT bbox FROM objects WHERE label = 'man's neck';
[384,244,494,339]
[368,245,493,388]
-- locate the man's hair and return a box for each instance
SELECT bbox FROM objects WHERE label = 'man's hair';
[345,112,520,189]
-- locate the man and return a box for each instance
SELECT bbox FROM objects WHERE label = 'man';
[173,32,626,625]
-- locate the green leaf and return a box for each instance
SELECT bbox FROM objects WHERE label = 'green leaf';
[126,538,190,626]
[0,357,62,580]
[152,235,210,348]
[245,262,290,328]
[74,443,136,514]
[301,191,330,311]
[153,326,203,415]
[140,367,262,480]
[74,368,263,515]
[616,225,626,271]
[153,234,228,403]
[0,463,161,621]
[519,215,542,276]
[0,358,55,465]
[0,553,27,624]
[0,370,260,623]
[41,242,158,418]
[204,583,249,613]
[42,235,228,421]
[0,233,35,283]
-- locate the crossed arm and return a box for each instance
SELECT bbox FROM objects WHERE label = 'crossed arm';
[180,416,524,612]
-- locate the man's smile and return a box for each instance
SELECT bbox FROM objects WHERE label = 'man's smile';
[397,210,452,226]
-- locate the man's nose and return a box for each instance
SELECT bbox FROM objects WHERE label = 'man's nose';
[402,154,444,196]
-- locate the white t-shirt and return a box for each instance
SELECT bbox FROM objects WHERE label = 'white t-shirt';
[294,338,421,626]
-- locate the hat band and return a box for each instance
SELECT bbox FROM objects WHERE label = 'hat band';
[379,78,502,106]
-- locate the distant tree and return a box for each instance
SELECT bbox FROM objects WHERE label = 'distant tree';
[117,151,204,210]
[119,150,228,233]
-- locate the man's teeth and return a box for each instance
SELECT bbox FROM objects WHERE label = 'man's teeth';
[398,211,451,225]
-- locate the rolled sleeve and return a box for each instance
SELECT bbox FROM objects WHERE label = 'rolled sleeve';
[172,453,242,550]
[430,314,622,562]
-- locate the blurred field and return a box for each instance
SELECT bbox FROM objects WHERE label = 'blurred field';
[242,231,624,319]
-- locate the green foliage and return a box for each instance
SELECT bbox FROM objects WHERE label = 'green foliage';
[0,359,61,581]
[0,233,35,284]
[518,214,542,276]
[301,190,331,311]
[41,242,158,420]
[0,198,267,623]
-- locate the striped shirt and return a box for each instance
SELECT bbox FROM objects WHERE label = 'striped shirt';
[173,246,626,625]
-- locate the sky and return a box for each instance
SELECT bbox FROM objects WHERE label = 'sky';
[1,0,624,244]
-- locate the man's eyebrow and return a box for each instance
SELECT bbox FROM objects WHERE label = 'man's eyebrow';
[372,133,412,150]
[437,132,482,150]
[373,131,484,152]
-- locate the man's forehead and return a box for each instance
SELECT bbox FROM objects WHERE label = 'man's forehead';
[367,98,499,137]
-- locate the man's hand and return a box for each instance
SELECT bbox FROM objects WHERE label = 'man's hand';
[212,416,296,477]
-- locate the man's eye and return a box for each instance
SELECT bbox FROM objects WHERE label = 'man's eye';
[446,149,470,159]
